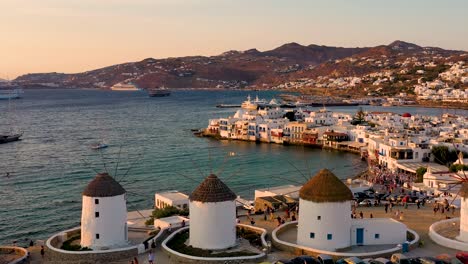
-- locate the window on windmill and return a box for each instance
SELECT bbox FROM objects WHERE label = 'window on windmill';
[327,234,332,240]
[310,232,315,239]
[95,212,100,218]
[317,216,321,220]
[95,199,99,205]
[375,234,380,239]
[96,234,100,239]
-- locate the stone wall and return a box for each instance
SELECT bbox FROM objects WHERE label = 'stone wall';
[44,246,138,264]
[162,226,266,264]
[429,218,467,251]
[0,246,29,264]
[272,221,420,260]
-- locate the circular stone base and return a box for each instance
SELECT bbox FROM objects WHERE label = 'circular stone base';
[429,218,468,251]
[272,221,419,259]
[162,226,267,263]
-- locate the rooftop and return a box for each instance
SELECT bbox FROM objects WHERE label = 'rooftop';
[82,173,126,197]
[156,191,189,201]
[395,162,450,174]
[299,169,354,203]
[189,174,237,203]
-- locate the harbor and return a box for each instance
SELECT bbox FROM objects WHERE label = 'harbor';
[1,89,467,264]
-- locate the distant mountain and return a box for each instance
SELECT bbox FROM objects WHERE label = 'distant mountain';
[13,41,467,91]
[263,42,369,64]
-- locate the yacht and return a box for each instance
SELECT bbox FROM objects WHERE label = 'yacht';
[241,95,258,110]
[110,82,140,91]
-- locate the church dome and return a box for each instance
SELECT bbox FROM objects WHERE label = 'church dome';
[189,174,236,203]
[299,169,353,203]
[82,173,126,197]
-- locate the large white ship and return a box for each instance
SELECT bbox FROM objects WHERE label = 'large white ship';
[0,89,23,100]
[110,82,140,91]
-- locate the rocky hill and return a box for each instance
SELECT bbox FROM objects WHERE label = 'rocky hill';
[13,41,467,99]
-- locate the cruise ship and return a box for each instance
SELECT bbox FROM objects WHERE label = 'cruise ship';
[110,82,140,91]
[0,89,23,100]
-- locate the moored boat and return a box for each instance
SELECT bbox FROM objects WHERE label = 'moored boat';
[0,133,22,144]
[241,95,258,110]
[91,143,108,150]
[148,87,171,97]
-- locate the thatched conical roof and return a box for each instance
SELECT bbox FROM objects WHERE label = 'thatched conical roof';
[189,174,236,203]
[299,169,353,203]
[83,173,126,197]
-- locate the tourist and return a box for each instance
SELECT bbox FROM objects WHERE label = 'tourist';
[168,223,172,232]
[133,257,139,264]
[359,211,363,219]
[399,212,404,221]
[181,220,186,227]
[148,251,155,264]
[29,240,34,247]
[384,203,389,213]
[40,246,45,258]
[276,216,282,226]
[416,200,420,209]
[370,213,373,218]
[270,211,274,221]
[291,213,296,221]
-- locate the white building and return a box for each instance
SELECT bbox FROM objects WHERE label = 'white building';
[154,191,189,210]
[255,185,301,200]
[297,169,407,251]
[189,174,237,250]
[81,173,128,249]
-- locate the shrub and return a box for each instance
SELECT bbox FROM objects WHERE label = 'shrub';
[415,167,427,183]
[60,235,92,251]
[449,164,468,172]
[145,206,188,226]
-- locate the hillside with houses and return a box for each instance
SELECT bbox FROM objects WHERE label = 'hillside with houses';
[11,41,468,107]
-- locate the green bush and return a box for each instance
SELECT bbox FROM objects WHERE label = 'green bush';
[60,235,92,251]
[449,164,468,172]
[431,146,467,166]
[416,167,427,183]
[145,206,189,226]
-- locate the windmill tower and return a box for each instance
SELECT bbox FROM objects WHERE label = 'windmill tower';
[457,181,468,242]
[81,172,128,249]
[189,174,237,250]
[297,169,354,251]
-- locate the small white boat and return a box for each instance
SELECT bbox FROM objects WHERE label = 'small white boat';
[91,143,108,150]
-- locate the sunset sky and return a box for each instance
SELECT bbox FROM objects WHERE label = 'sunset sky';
[1,0,467,78]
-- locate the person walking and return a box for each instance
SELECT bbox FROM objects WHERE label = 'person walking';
[148,251,155,264]
[384,203,389,213]
[40,246,45,259]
